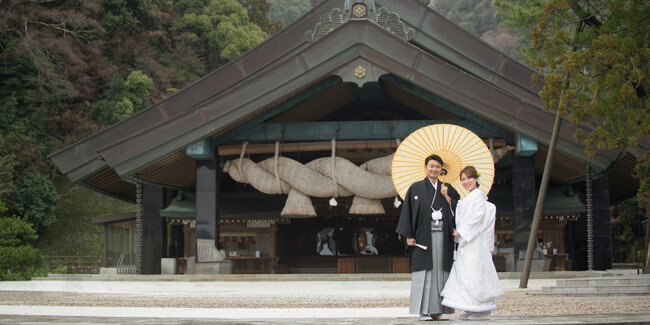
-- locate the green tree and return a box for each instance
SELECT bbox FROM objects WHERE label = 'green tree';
[492,0,545,60]
[173,0,208,15]
[99,0,160,32]
[36,178,134,259]
[91,70,154,125]
[97,0,206,101]
[238,0,282,34]
[175,0,268,70]
[494,0,649,271]
[613,198,647,263]
[8,173,60,230]
[267,0,311,26]
[0,155,18,198]
[0,216,47,280]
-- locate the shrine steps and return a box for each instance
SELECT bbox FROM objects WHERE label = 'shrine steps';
[535,274,650,296]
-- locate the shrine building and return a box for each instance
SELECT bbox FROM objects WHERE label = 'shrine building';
[50,0,642,275]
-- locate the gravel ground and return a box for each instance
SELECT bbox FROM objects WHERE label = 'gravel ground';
[1,291,648,316]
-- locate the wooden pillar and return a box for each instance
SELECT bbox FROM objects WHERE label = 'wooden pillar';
[103,224,109,267]
[512,155,536,270]
[141,184,164,274]
[270,224,278,258]
[195,156,220,260]
[591,172,612,270]
[135,180,142,274]
[586,166,594,270]
[567,209,588,270]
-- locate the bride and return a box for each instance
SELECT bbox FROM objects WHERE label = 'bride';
[441,166,503,320]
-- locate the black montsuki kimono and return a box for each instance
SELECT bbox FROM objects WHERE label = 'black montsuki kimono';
[396,178,460,273]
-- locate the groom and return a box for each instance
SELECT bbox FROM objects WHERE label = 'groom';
[396,154,460,321]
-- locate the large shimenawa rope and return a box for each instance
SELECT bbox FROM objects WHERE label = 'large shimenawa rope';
[350,153,396,215]
[223,153,398,217]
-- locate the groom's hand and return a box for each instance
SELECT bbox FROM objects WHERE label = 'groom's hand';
[441,184,451,204]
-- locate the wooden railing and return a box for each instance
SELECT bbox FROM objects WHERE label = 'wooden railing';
[44,256,102,274]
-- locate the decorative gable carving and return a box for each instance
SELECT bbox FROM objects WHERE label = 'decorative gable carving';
[310,0,431,6]
[305,8,350,42]
[306,0,415,42]
[371,7,415,41]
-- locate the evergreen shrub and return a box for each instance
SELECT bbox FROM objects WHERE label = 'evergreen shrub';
[0,217,47,280]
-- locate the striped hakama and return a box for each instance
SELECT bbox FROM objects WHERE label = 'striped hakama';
[409,220,454,315]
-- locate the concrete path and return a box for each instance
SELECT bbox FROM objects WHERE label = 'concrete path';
[1,308,649,324]
[0,275,648,324]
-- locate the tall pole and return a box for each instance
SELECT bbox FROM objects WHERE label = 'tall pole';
[519,108,562,288]
[586,166,594,270]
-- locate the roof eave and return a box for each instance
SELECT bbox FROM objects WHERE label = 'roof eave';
[93,22,617,176]
[51,1,634,190]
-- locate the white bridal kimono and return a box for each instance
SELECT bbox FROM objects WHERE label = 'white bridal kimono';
[441,189,504,312]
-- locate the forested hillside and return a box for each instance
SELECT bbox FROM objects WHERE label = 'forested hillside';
[431,0,524,59]
[267,0,312,26]
[0,0,279,273]
[0,0,277,226]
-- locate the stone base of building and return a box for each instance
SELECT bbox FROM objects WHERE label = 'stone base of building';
[194,260,234,274]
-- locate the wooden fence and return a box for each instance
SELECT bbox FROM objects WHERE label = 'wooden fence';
[44,256,102,274]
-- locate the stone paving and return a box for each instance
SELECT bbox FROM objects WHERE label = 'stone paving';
[1,312,650,325]
[0,271,648,324]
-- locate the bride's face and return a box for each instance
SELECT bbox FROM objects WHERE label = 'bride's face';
[460,173,477,191]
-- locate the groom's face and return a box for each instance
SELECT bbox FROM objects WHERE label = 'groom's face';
[425,159,442,180]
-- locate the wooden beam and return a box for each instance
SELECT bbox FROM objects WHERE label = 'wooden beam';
[218,139,506,156]
[217,120,508,144]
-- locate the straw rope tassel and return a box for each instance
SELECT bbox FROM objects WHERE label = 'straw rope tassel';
[238,142,248,182]
[274,141,282,194]
[330,139,338,206]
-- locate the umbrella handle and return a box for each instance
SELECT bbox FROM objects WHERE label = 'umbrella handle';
[440,168,448,185]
